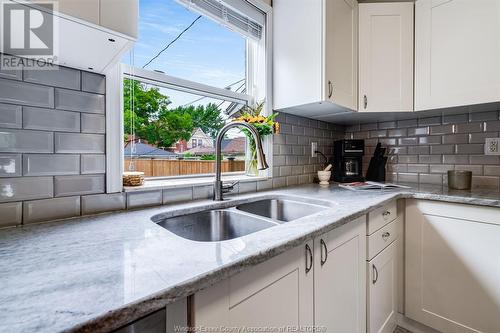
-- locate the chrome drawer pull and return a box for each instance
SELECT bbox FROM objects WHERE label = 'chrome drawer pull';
[305,244,313,273]
[320,239,328,266]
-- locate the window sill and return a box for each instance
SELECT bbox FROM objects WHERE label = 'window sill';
[123,174,269,192]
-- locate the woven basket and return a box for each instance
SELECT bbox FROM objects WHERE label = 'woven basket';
[123,171,145,187]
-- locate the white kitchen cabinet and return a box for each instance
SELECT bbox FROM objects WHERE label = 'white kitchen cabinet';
[55,0,138,38]
[194,241,314,330]
[273,0,358,115]
[100,0,139,38]
[406,199,500,333]
[358,2,414,113]
[367,240,398,333]
[13,0,136,73]
[57,0,100,25]
[314,216,366,333]
[415,0,500,110]
[195,216,367,333]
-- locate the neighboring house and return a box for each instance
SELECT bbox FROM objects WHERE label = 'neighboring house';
[124,139,178,159]
[183,137,246,158]
[188,128,214,149]
[173,127,214,153]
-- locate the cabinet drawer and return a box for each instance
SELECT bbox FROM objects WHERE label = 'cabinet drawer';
[367,201,397,235]
[367,217,398,261]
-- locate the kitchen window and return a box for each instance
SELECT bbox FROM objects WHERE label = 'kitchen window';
[116,0,272,185]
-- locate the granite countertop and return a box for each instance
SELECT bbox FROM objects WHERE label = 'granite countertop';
[1,183,500,333]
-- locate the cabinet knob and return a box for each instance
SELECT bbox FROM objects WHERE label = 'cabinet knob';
[328,81,333,98]
[382,232,391,241]
[382,211,391,217]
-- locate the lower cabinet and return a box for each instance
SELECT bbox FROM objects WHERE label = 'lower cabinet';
[193,240,314,330]
[367,240,398,333]
[314,216,367,333]
[406,199,500,333]
[194,216,367,332]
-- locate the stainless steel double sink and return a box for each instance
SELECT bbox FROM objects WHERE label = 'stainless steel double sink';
[152,197,335,242]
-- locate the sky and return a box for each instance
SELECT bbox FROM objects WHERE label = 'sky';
[123,0,247,108]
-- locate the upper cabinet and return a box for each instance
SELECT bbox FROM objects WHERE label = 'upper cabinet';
[56,0,138,38]
[415,0,500,111]
[358,2,414,112]
[273,0,358,115]
[11,0,138,73]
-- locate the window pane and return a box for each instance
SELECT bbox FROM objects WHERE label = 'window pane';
[123,79,247,178]
[129,0,246,91]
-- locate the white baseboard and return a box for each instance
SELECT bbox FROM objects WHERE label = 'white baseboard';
[396,313,441,333]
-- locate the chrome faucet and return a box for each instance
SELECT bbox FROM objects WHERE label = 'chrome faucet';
[214,121,269,201]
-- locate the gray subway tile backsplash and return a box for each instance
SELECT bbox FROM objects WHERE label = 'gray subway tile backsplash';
[82,193,126,215]
[55,133,105,153]
[0,78,54,108]
[0,104,22,128]
[0,154,21,177]
[81,155,106,174]
[0,202,22,227]
[82,72,106,94]
[0,177,53,203]
[23,154,80,176]
[81,114,106,133]
[23,196,81,224]
[23,107,80,132]
[23,66,81,90]
[55,88,105,114]
[127,190,163,209]
[0,129,53,153]
[162,187,193,204]
[0,59,109,225]
[54,175,105,197]
[345,108,500,186]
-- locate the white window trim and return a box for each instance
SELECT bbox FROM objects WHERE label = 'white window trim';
[105,0,273,193]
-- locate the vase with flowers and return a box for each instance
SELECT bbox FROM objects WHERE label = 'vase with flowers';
[233,102,280,176]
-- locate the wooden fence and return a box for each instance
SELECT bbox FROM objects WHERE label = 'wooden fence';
[124,159,245,177]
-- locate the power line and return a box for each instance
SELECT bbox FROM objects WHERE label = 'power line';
[142,15,203,69]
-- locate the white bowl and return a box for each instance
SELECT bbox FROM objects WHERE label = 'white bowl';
[317,171,331,185]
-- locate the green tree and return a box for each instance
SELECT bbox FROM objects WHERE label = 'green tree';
[124,79,193,147]
[172,103,225,139]
[124,79,226,148]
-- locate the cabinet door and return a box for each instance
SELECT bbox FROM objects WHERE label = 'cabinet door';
[273,0,324,110]
[415,0,500,110]
[314,216,366,333]
[194,241,313,331]
[358,2,414,112]
[324,0,358,110]
[367,241,397,333]
[406,200,500,333]
[100,0,139,38]
[57,0,100,25]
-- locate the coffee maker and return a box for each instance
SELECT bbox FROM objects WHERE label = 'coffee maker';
[332,140,364,183]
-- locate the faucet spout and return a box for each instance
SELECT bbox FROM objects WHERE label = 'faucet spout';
[214,121,269,201]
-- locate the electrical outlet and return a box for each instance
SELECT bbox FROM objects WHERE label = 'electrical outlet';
[311,142,318,157]
[485,138,500,155]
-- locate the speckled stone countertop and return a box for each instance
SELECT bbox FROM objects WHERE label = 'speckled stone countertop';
[1,183,500,333]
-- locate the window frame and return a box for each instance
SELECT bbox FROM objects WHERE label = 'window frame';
[105,0,273,192]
